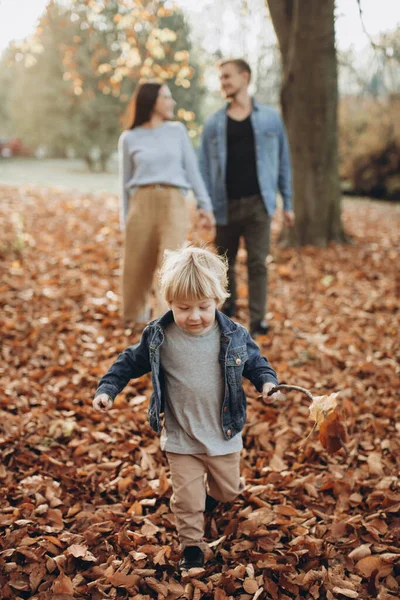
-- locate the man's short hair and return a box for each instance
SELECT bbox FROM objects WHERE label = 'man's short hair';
[219,58,252,82]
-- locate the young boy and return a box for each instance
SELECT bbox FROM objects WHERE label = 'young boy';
[93,244,281,570]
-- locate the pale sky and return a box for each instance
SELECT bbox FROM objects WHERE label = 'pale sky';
[0,0,399,54]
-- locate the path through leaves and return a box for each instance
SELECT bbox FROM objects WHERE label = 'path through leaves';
[0,186,399,599]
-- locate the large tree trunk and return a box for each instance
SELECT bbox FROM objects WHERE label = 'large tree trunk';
[267,0,347,246]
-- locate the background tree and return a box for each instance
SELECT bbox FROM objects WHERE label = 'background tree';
[0,50,16,138]
[7,2,76,158]
[267,0,346,246]
[5,0,204,170]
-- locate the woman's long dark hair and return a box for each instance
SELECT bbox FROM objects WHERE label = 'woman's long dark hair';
[129,82,162,129]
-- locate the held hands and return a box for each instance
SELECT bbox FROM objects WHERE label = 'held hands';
[261,382,284,404]
[92,393,113,412]
[197,209,216,230]
[283,210,295,228]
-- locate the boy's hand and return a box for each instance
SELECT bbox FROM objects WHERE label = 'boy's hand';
[93,394,113,412]
[262,382,284,404]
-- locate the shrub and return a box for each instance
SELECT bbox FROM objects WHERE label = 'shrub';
[339,94,400,200]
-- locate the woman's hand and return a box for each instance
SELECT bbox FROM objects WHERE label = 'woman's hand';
[261,382,284,404]
[283,210,295,228]
[93,393,113,412]
[198,209,216,230]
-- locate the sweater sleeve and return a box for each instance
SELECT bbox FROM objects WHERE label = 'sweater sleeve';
[179,123,213,212]
[118,131,133,231]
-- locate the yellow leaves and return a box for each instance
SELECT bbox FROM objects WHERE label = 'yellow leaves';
[24,54,38,68]
[97,62,113,74]
[177,79,191,89]
[146,27,177,60]
[309,392,338,426]
[125,48,141,68]
[155,28,177,44]
[175,50,189,61]
[177,108,195,122]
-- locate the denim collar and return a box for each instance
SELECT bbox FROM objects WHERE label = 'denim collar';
[223,97,260,113]
[151,309,238,336]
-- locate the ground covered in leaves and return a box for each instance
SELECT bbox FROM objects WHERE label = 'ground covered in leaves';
[0,185,399,599]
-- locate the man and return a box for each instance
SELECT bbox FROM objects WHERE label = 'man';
[199,58,294,336]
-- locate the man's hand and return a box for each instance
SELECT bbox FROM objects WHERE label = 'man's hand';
[198,209,216,230]
[262,382,284,404]
[283,210,295,228]
[93,393,113,412]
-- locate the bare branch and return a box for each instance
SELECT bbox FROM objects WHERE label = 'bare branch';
[356,0,393,55]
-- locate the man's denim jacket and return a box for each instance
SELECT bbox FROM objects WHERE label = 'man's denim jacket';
[199,100,292,225]
[95,310,278,441]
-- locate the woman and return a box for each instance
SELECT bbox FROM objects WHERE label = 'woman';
[119,81,215,324]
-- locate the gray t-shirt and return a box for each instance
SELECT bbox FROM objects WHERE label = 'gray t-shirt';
[118,121,212,229]
[159,322,243,456]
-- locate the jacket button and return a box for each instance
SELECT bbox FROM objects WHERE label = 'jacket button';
[223,406,228,412]
[227,429,232,436]
[235,358,241,365]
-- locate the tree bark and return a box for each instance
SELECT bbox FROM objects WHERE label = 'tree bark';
[267,0,347,246]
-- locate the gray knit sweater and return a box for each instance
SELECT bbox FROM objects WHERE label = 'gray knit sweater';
[159,322,243,456]
[118,121,213,229]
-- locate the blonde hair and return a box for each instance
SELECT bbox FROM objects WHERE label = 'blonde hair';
[159,244,230,306]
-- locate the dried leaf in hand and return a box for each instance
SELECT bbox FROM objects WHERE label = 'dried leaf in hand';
[319,411,348,454]
[309,393,338,426]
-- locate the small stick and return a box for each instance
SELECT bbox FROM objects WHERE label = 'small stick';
[264,384,315,402]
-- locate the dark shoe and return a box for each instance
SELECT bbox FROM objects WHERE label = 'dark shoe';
[205,494,219,512]
[178,545,204,571]
[250,319,270,337]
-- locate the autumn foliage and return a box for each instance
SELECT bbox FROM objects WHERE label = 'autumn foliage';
[0,186,399,598]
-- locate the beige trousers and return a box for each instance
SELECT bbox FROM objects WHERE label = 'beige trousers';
[122,185,189,322]
[166,451,245,551]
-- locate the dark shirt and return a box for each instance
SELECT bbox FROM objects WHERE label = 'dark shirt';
[226,114,260,200]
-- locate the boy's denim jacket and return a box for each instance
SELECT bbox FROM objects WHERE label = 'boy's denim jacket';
[95,310,278,441]
[199,100,292,225]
